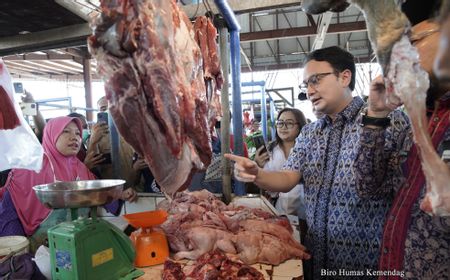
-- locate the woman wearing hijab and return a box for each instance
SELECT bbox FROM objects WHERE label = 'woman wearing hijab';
[0,116,136,250]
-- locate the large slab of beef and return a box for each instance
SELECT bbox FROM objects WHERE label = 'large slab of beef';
[88,0,212,195]
[193,16,223,130]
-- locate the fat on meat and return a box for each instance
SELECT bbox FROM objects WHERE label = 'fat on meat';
[88,0,212,195]
[234,230,308,265]
[173,227,237,261]
[387,38,450,216]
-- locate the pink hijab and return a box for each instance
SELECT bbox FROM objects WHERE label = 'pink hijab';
[5,116,96,235]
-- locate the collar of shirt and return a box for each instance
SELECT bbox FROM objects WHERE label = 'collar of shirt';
[439,91,450,106]
[318,96,364,128]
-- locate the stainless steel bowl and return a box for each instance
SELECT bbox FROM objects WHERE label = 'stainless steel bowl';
[33,179,125,209]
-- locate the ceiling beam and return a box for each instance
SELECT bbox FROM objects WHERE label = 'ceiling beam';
[0,23,90,56]
[240,21,367,42]
[306,14,317,29]
[181,0,302,17]
[241,56,371,73]
[5,61,58,75]
[311,12,333,50]
[2,53,75,60]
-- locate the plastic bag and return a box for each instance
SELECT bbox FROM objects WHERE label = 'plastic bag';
[33,245,51,279]
[0,59,43,172]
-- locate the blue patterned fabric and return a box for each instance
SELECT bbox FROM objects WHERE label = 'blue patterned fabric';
[356,92,450,279]
[402,122,450,279]
[283,97,405,279]
[403,184,450,279]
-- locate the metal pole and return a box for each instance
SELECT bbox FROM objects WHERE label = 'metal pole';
[218,24,232,204]
[229,31,245,195]
[83,57,94,121]
[214,0,245,195]
[270,98,276,141]
[260,83,267,141]
[109,116,121,178]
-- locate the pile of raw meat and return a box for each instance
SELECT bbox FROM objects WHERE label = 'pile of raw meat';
[88,0,218,195]
[157,190,309,267]
[163,250,264,280]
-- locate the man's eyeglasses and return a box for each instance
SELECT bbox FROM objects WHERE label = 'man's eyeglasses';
[276,121,298,129]
[299,72,335,93]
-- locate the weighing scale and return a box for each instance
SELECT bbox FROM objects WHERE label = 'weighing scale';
[123,210,169,267]
[33,180,144,280]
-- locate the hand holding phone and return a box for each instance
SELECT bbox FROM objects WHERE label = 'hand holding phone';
[21,102,37,116]
[252,135,267,153]
[255,145,270,167]
[97,112,109,124]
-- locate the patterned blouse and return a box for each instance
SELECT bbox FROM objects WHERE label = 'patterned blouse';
[283,96,410,279]
[356,93,450,280]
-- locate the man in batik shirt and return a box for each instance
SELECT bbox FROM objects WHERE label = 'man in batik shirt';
[226,46,410,279]
[355,16,450,280]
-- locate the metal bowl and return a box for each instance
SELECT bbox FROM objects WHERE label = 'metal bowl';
[33,179,125,209]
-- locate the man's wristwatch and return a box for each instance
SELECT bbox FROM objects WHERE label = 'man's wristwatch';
[360,109,391,128]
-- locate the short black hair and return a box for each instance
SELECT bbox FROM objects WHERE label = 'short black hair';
[304,46,356,91]
[67,112,86,119]
[401,0,440,25]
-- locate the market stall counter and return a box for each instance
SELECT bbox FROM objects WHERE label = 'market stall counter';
[99,192,305,279]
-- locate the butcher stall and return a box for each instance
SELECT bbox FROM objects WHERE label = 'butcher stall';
[99,191,305,280]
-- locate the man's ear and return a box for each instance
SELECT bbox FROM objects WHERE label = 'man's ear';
[340,69,352,88]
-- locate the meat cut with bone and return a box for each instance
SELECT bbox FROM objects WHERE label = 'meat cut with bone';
[88,0,212,195]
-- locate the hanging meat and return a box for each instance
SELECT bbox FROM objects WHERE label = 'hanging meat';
[303,0,450,216]
[88,0,212,195]
[193,16,223,130]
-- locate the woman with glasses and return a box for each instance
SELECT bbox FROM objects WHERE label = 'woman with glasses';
[254,108,307,219]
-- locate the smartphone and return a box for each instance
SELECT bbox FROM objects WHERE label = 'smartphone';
[95,152,112,165]
[13,82,24,94]
[253,135,267,153]
[102,153,112,164]
[97,112,108,124]
[21,102,37,116]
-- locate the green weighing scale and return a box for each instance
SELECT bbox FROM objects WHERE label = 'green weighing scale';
[33,180,144,280]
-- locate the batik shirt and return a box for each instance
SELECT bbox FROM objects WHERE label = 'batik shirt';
[283,96,410,279]
[356,93,450,279]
